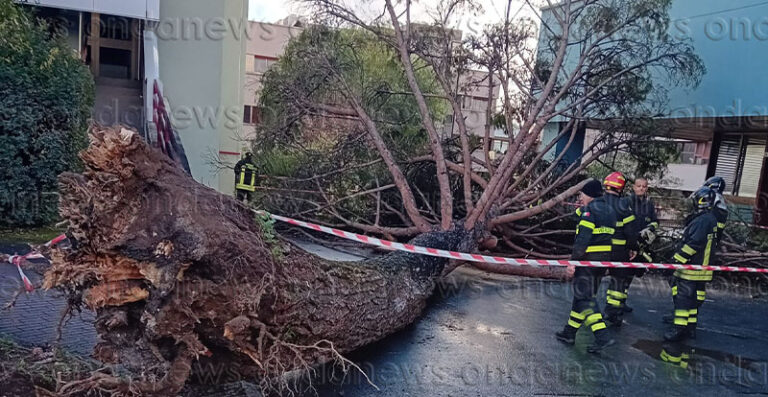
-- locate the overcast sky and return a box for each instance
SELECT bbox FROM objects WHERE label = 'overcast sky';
[248,0,536,34]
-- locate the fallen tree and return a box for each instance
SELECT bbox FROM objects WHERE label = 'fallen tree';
[250,0,704,276]
[44,126,479,395]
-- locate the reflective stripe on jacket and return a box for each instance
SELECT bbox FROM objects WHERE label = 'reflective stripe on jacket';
[236,163,258,191]
[673,210,719,281]
[573,196,618,260]
[604,193,639,253]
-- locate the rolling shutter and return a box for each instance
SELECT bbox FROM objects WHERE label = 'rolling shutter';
[715,136,741,195]
[738,136,767,198]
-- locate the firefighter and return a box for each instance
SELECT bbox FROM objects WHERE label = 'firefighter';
[698,176,728,315]
[664,186,718,342]
[602,172,640,327]
[623,177,660,312]
[662,177,729,327]
[555,179,616,354]
[629,177,660,260]
[234,152,258,202]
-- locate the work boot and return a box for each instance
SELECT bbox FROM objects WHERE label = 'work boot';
[555,326,577,345]
[622,304,634,313]
[664,327,690,342]
[587,332,615,354]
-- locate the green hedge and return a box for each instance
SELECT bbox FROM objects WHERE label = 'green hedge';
[0,0,94,226]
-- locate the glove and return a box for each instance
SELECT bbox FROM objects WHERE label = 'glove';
[640,227,656,245]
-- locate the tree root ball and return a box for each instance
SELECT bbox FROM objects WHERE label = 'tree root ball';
[45,126,476,395]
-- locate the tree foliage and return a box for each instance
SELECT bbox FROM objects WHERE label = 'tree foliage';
[256,27,450,232]
[0,0,94,226]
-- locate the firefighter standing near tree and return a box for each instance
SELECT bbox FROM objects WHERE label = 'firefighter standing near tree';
[234,152,258,202]
[602,172,640,327]
[629,177,660,261]
[555,179,616,354]
[664,187,719,342]
[623,177,660,312]
[694,176,728,319]
[663,176,729,327]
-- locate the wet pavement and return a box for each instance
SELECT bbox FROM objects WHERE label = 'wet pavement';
[3,240,768,396]
[306,268,768,396]
[0,243,97,355]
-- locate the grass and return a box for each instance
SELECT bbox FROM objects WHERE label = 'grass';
[0,225,64,245]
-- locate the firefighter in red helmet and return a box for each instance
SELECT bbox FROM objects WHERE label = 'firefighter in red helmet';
[602,172,640,327]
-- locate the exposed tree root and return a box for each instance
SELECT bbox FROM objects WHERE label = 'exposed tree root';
[45,126,477,395]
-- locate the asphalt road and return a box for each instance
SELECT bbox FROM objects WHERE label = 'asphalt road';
[0,243,97,356]
[3,239,768,396]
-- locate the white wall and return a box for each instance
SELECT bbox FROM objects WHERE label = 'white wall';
[157,0,247,193]
[657,163,708,192]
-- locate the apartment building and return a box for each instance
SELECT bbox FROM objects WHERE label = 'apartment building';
[242,19,304,140]
[18,0,248,193]
[242,18,500,165]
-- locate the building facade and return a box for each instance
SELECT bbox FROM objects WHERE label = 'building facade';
[242,20,304,140]
[241,19,500,168]
[538,0,768,224]
[17,0,248,193]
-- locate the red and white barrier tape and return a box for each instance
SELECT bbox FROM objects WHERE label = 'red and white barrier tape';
[45,234,68,248]
[746,223,768,231]
[256,211,768,275]
[8,208,768,295]
[8,253,43,292]
[6,234,67,292]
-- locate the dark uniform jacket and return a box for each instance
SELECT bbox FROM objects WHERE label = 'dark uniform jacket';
[603,193,639,260]
[234,158,258,192]
[672,210,719,282]
[573,196,618,260]
[713,193,728,244]
[628,193,659,232]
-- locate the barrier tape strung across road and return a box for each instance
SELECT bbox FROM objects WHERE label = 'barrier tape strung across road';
[256,211,768,275]
[7,208,768,294]
[6,234,66,292]
[7,252,46,292]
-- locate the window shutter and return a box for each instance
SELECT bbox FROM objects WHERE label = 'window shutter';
[738,136,767,198]
[715,136,741,195]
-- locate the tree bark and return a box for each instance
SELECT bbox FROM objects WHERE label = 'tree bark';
[44,127,476,395]
[383,0,454,229]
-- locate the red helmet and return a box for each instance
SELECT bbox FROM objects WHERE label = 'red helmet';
[603,172,626,192]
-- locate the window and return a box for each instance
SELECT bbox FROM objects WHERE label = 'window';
[675,141,709,165]
[491,138,509,154]
[253,56,277,73]
[243,106,262,125]
[679,142,696,164]
[99,47,131,79]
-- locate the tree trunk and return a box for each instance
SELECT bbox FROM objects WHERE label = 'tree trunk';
[44,126,476,395]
